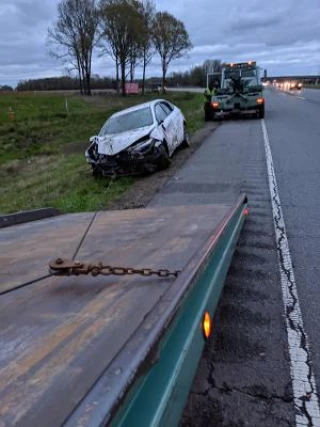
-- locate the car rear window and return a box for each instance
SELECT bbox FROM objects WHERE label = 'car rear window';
[99,107,154,135]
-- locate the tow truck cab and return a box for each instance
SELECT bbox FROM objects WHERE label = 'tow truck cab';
[207,61,265,120]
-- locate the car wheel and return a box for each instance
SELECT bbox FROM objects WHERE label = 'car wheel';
[157,142,171,170]
[181,124,191,148]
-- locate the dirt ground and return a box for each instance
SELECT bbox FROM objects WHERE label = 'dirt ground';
[105,122,219,210]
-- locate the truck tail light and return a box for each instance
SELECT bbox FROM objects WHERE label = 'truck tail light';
[256,97,264,105]
[211,102,219,109]
[203,311,212,340]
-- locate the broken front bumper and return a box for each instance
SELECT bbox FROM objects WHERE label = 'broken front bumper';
[85,142,165,176]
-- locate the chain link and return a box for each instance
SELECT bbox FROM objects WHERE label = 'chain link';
[49,259,180,279]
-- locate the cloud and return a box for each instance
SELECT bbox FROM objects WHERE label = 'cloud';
[0,0,319,87]
[229,14,283,32]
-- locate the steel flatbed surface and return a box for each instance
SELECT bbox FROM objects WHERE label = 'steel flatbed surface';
[0,200,246,427]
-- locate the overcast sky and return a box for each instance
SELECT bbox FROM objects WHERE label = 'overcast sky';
[0,0,319,87]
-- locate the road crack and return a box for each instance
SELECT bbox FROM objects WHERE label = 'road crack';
[192,381,293,404]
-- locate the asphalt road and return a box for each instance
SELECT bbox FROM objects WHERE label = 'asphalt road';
[266,88,320,398]
[149,87,320,426]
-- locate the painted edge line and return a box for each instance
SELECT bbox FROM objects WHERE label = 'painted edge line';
[261,119,320,427]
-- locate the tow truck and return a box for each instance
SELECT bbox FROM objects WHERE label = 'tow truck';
[0,195,247,427]
[205,61,265,120]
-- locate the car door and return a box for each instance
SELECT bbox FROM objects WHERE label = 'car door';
[162,101,184,146]
[159,102,179,154]
[154,103,175,155]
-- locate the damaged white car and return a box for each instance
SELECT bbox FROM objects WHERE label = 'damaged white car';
[85,99,190,176]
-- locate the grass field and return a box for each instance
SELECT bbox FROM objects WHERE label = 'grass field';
[305,85,320,89]
[0,91,204,214]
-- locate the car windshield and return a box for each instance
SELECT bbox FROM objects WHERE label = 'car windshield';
[99,107,154,136]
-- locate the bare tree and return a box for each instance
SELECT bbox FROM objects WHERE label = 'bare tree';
[152,12,192,92]
[139,0,156,94]
[47,0,100,95]
[203,59,222,77]
[98,0,120,92]
[129,47,140,83]
[100,0,144,96]
[127,0,155,87]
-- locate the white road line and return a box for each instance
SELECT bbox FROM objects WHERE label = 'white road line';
[298,96,306,100]
[261,119,320,427]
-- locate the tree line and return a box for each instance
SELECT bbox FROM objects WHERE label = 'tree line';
[0,85,14,92]
[14,59,222,92]
[168,60,222,87]
[46,0,192,96]
[16,76,117,92]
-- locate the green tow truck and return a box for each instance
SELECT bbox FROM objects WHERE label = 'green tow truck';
[204,61,265,121]
[0,195,247,427]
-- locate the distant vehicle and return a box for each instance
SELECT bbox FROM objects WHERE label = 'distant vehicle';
[85,100,190,176]
[288,81,303,91]
[275,80,303,92]
[151,83,166,94]
[151,83,162,94]
[205,61,265,120]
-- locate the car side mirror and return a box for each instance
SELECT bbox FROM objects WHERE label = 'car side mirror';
[89,135,97,143]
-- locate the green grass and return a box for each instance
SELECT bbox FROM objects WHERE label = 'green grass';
[0,91,204,214]
[304,84,320,89]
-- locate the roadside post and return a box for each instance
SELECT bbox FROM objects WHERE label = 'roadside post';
[8,107,15,121]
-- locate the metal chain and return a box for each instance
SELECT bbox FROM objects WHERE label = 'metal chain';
[49,258,180,279]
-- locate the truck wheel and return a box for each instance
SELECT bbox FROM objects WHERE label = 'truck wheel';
[258,105,265,119]
[204,110,210,122]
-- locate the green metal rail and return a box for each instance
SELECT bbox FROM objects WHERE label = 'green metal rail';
[111,196,247,427]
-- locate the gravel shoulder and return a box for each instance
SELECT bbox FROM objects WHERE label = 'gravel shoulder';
[106,122,219,210]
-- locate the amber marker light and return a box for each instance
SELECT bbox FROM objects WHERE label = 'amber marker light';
[211,102,219,109]
[203,311,212,340]
[256,97,264,105]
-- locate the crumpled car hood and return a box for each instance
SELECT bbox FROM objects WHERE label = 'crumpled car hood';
[97,125,156,156]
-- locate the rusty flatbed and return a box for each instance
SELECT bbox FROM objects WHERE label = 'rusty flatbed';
[0,199,247,427]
